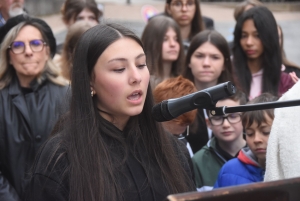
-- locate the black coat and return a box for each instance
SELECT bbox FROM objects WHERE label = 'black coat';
[186,109,210,153]
[25,119,195,201]
[0,76,69,200]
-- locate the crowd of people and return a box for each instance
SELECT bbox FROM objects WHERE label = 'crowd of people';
[0,0,299,200]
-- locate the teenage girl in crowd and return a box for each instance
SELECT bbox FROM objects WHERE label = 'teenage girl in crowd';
[232,6,294,100]
[141,15,185,89]
[61,0,102,28]
[26,23,195,201]
[183,29,234,153]
[164,0,214,50]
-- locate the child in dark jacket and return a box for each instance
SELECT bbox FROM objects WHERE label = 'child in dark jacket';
[214,93,278,188]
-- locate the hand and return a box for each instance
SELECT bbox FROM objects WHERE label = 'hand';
[289,72,299,83]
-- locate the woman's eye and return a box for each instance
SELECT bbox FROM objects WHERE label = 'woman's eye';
[195,54,204,58]
[113,68,125,73]
[137,64,146,69]
[212,56,220,60]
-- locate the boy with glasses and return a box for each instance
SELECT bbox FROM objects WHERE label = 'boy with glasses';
[192,90,247,191]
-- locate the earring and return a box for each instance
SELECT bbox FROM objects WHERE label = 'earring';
[91,90,94,97]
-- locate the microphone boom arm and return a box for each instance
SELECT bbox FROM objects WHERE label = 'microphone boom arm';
[210,99,300,116]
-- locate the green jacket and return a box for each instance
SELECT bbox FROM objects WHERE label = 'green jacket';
[192,137,227,190]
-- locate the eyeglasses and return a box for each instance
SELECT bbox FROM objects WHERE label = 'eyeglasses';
[209,113,242,126]
[8,39,47,54]
[171,0,195,11]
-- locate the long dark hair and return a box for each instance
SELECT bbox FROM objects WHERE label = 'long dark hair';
[52,23,194,201]
[233,6,281,97]
[165,0,205,40]
[141,15,185,78]
[183,29,233,84]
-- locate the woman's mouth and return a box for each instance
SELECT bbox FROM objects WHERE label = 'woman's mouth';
[127,90,143,104]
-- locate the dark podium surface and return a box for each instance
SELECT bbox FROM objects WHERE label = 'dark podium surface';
[167,177,300,201]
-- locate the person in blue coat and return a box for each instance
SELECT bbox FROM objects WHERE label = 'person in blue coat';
[214,93,277,188]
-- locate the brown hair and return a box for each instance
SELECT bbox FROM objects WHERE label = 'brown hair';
[233,0,264,21]
[60,21,94,80]
[242,93,278,129]
[153,75,197,125]
[61,0,102,25]
[184,30,234,85]
[141,15,185,78]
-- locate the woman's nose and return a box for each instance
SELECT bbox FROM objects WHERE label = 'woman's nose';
[129,66,142,84]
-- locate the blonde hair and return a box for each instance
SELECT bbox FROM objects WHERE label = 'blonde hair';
[0,22,68,89]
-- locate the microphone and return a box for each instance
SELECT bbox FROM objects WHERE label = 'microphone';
[152,81,236,122]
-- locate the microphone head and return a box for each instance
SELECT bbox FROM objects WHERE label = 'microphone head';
[225,81,236,95]
[151,100,174,122]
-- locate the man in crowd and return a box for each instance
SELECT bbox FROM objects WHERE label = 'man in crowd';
[0,0,25,27]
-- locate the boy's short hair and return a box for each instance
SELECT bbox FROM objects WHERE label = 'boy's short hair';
[207,90,247,117]
[153,75,197,125]
[242,93,278,128]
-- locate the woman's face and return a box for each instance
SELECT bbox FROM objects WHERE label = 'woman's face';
[188,41,224,87]
[166,0,196,27]
[162,27,180,62]
[68,8,98,27]
[91,37,150,130]
[240,19,264,60]
[9,25,49,84]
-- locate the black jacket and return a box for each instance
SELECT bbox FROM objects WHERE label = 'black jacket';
[25,118,195,201]
[0,76,69,200]
[186,109,210,153]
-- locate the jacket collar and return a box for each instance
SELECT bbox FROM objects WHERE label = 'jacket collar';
[8,75,46,95]
[238,147,260,167]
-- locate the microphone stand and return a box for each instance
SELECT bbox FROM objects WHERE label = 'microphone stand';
[209,99,300,116]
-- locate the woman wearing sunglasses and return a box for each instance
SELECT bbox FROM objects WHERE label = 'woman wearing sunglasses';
[0,16,68,200]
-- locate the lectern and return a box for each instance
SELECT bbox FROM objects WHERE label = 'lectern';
[167,177,300,201]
